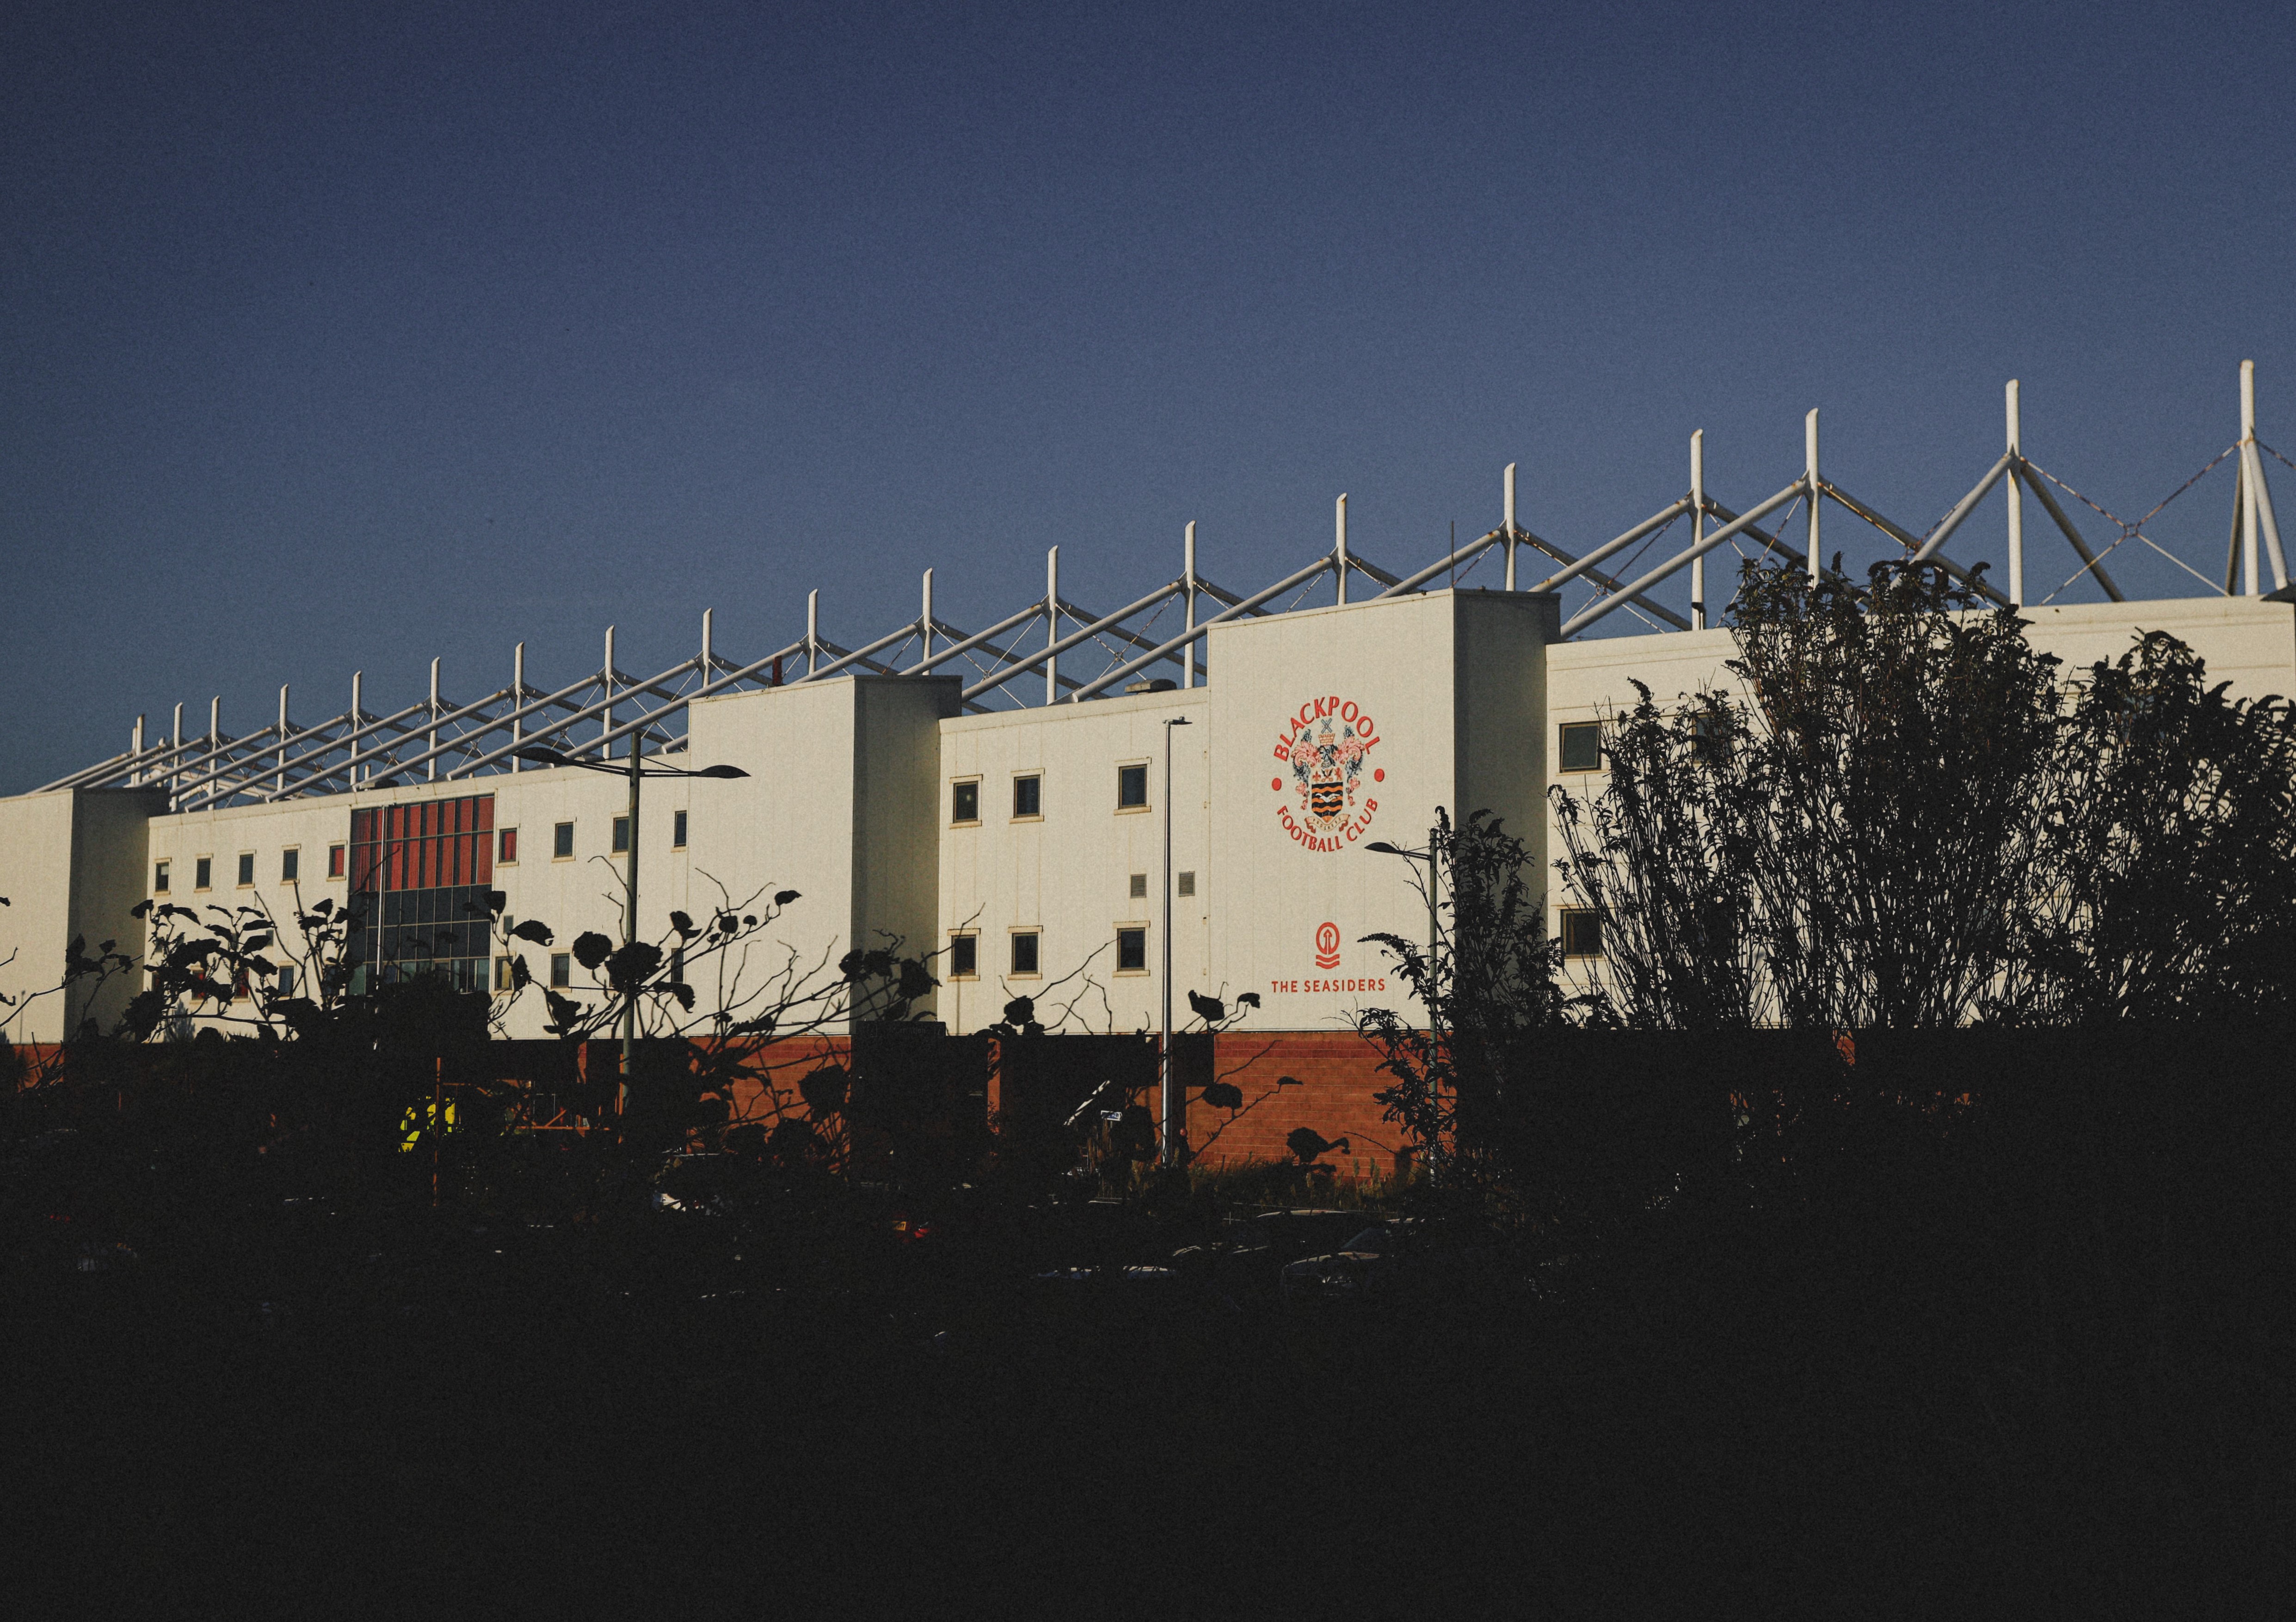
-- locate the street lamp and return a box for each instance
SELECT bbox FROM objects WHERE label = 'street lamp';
[1367,837,1440,1181]
[513,743,750,1106]
[1160,715,1192,1167]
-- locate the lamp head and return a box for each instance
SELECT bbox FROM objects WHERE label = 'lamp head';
[514,746,569,768]
[693,764,750,780]
[1366,841,1408,856]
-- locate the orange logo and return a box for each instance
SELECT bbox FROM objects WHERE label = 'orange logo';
[1314,922,1341,970]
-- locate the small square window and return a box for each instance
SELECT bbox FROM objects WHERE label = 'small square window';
[1561,908,1604,958]
[549,952,572,988]
[1559,721,1603,773]
[1176,871,1196,898]
[327,844,346,878]
[497,828,518,865]
[154,860,171,894]
[1117,764,1148,809]
[277,965,297,998]
[494,956,516,992]
[280,848,300,884]
[1116,928,1147,973]
[673,810,688,849]
[553,823,575,860]
[236,853,255,887]
[1128,872,1147,899]
[195,857,212,891]
[951,781,979,824]
[1013,774,1042,818]
[1010,931,1040,976]
[949,934,978,979]
[612,817,630,854]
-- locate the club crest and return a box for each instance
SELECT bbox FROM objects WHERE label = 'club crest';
[1269,696,1384,852]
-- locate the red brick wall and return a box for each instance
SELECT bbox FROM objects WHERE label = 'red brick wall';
[1181,1030,1410,1180]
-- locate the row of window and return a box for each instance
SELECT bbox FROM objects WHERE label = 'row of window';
[945,925,1150,981]
[951,764,1152,826]
[150,813,695,896]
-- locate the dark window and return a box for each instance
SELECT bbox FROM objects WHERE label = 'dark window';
[195,857,212,890]
[498,828,517,864]
[1176,871,1196,897]
[669,946,684,985]
[611,817,630,854]
[549,952,572,988]
[327,844,346,878]
[277,965,296,997]
[553,822,574,859]
[1561,909,1603,958]
[1013,775,1041,818]
[341,793,499,995]
[154,860,171,894]
[1128,872,1147,899]
[1559,721,1602,773]
[1011,932,1040,975]
[236,853,255,887]
[672,810,688,848]
[952,781,979,823]
[949,934,978,978]
[1118,764,1148,809]
[281,848,300,883]
[1116,928,1147,972]
[494,956,515,992]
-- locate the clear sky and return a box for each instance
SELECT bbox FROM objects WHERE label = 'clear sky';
[5,0,2292,792]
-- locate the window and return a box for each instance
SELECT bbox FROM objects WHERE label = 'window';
[1561,908,1604,958]
[553,823,575,860]
[232,964,252,1001]
[1010,931,1040,976]
[672,810,688,849]
[611,817,630,854]
[1128,872,1147,900]
[327,844,346,879]
[277,965,297,998]
[1013,774,1042,819]
[494,956,516,992]
[236,853,255,887]
[1116,928,1147,973]
[1117,764,1148,810]
[497,828,517,865]
[951,781,979,824]
[1176,871,1196,898]
[154,860,171,894]
[195,857,212,891]
[280,848,300,884]
[549,952,572,988]
[1559,721,1603,773]
[948,934,978,979]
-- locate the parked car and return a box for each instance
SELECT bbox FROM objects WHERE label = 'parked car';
[1280,1224,1394,1303]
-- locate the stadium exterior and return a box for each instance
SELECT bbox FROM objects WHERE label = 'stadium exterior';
[7,375,2296,1166]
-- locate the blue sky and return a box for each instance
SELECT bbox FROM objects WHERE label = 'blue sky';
[5,0,2292,790]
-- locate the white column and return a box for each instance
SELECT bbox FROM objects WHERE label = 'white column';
[131,715,145,784]
[2243,359,2261,597]
[350,673,363,786]
[510,646,524,772]
[920,571,933,663]
[2007,381,2025,606]
[602,627,616,737]
[277,685,290,795]
[1335,494,1349,605]
[806,592,819,675]
[1503,463,1518,592]
[1804,409,1822,583]
[209,695,221,748]
[427,659,441,781]
[1689,431,1706,630]
[702,608,714,674]
[1182,522,1198,689]
[171,702,184,807]
[1045,547,1059,704]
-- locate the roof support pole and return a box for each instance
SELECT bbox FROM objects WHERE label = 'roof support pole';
[210,696,220,749]
[171,702,184,807]
[920,571,933,664]
[429,658,442,782]
[131,715,144,784]
[1910,451,2016,565]
[1182,522,1198,688]
[2243,360,2261,597]
[2007,382,2025,606]
[1563,477,1805,638]
[277,685,290,796]
[1503,464,1518,592]
[350,673,363,786]
[1335,495,1349,605]
[509,648,523,773]
[1045,548,1059,705]
[806,592,819,676]
[2020,471,2125,601]
[601,627,616,743]
[1689,432,1706,629]
[702,608,714,674]
[2242,441,2289,593]
[1805,410,1822,583]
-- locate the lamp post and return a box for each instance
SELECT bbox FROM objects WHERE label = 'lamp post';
[514,743,749,1109]
[1160,714,1192,1167]
[1367,837,1440,1180]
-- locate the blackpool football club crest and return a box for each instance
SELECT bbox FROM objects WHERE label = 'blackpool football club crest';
[1269,696,1385,853]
